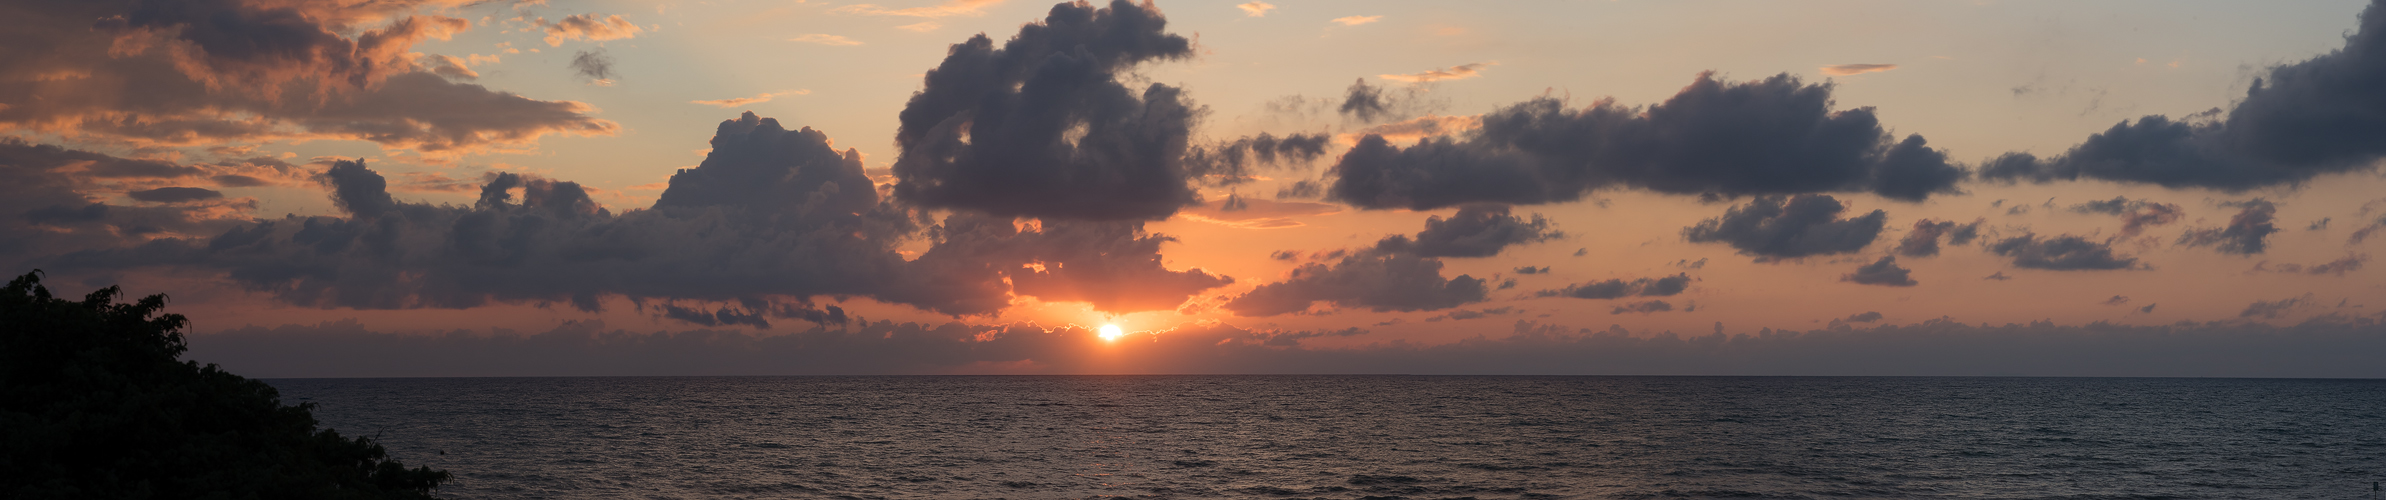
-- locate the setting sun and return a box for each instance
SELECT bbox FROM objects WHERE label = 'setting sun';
[1098,324,1125,342]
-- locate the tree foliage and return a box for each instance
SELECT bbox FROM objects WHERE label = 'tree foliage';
[1,271,449,499]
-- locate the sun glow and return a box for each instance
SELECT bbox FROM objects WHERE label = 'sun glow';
[1098,324,1125,341]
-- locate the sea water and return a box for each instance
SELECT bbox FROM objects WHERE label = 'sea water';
[269,376,2386,499]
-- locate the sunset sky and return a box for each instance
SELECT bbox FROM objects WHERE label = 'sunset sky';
[6,0,2385,376]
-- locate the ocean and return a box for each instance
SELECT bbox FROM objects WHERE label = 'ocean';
[267,376,2386,499]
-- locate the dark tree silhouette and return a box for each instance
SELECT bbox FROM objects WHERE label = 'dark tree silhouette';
[1,271,449,499]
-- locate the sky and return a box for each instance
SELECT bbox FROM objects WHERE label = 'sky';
[5,0,2385,377]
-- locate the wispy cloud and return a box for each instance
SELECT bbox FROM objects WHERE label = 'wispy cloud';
[690,90,811,108]
[1331,15,1381,26]
[1820,63,1897,76]
[1237,2,1275,17]
[1379,62,1496,83]
[832,0,1002,17]
[789,34,863,46]
[541,13,645,47]
[895,21,942,32]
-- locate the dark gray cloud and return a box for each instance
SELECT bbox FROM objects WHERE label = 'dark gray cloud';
[0,0,613,154]
[1535,274,1691,300]
[570,49,617,83]
[1513,266,1548,274]
[41,113,1229,321]
[1843,311,1883,323]
[175,313,2386,378]
[1977,0,2386,189]
[2102,295,2131,306]
[1326,73,1966,210]
[1336,78,1435,125]
[1224,248,1488,316]
[1423,306,1519,323]
[929,213,1234,313]
[1183,133,1332,185]
[0,139,258,261]
[1987,234,2141,270]
[1683,195,1886,259]
[890,0,1204,221]
[2177,199,2279,254]
[1894,218,1984,257]
[1842,256,1917,286]
[2240,296,2309,320]
[1372,203,1561,258]
[126,187,223,203]
[2254,254,2368,276]
[2068,197,2185,236]
[1610,300,1674,315]
[2357,215,2386,244]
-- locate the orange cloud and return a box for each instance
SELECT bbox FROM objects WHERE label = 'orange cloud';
[1331,15,1382,26]
[789,34,863,46]
[541,14,644,46]
[832,0,1003,17]
[1820,63,1897,76]
[690,90,812,108]
[1237,2,1276,17]
[1379,62,1495,83]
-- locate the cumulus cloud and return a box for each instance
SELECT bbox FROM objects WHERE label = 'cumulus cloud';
[890,0,1206,221]
[541,14,645,46]
[1842,256,1917,286]
[1371,204,1562,258]
[1379,62,1495,83]
[1683,195,1887,259]
[690,90,810,108]
[1894,218,1983,257]
[0,139,268,263]
[1977,0,2386,189]
[1820,64,1897,76]
[41,112,1228,321]
[1987,234,2141,270]
[1327,73,1965,210]
[1224,247,1488,316]
[0,0,615,156]
[2069,197,2185,236]
[425,54,478,80]
[789,34,863,46]
[927,214,1235,313]
[1536,274,1692,300]
[1237,2,1275,17]
[2176,199,2280,254]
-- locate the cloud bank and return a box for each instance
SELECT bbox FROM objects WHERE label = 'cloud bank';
[1327,73,1966,210]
